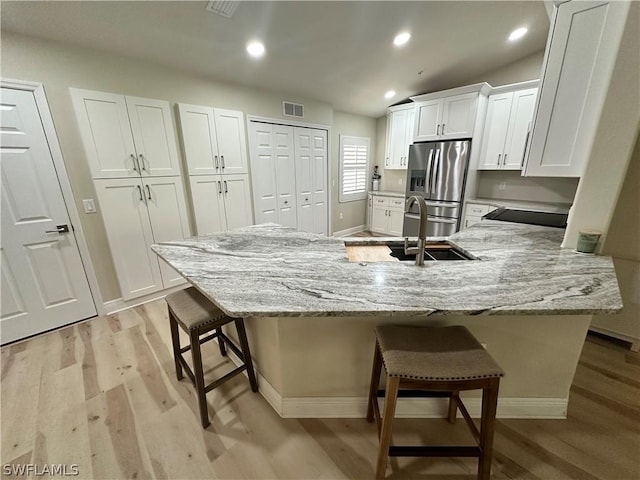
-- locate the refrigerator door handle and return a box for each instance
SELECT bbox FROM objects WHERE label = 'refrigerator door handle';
[425,148,435,196]
[431,149,440,194]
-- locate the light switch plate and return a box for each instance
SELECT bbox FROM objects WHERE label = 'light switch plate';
[83,199,96,214]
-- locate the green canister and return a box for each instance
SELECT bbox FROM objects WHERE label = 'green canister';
[576,230,601,254]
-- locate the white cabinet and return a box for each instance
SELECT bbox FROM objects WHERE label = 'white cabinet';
[461,202,494,229]
[414,92,478,142]
[71,89,181,178]
[177,103,254,235]
[384,105,415,169]
[369,195,405,236]
[94,177,190,299]
[189,175,253,235]
[248,121,328,235]
[177,104,248,176]
[523,1,630,177]
[479,88,538,171]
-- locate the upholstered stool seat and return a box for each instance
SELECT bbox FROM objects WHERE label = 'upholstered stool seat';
[166,287,258,428]
[367,325,504,480]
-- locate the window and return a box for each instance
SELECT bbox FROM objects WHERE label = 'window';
[339,135,370,202]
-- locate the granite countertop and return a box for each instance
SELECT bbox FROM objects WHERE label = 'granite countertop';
[152,222,622,318]
[467,198,573,213]
[369,190,405,198]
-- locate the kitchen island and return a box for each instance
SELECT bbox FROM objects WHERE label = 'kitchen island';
[152,222,622,419]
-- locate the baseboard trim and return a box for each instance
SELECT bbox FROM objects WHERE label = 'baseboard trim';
[589,326,640,351]
[102,283,187,315]
[332,225,367,237]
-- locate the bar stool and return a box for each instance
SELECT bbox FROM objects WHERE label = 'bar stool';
[166,287,258,428]
[366,325,504,480]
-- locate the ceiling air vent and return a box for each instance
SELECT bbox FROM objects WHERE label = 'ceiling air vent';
[205,1,240,18]
[283,101,304,118]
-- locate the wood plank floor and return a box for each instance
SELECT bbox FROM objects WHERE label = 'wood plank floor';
[2,300,639,479]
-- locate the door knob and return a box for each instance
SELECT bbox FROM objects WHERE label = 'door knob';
[45,224,70,234]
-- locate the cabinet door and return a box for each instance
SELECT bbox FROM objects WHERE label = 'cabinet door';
[214,108,248,175]
[143,177,190,288]
[524,1,621,177]
[177,103,220,175]
[441,92,478,139]
[126,96,181,177]
[414,99,443,142]
[94,178,163,300]
[387,208,405,236]
[221,174,254,230]
[189,176,227,235]
[370,205,389,234]
[70,89,138,179]
[387,109,409,169]
[404,107,415,159]
[478,92,513,170]
[503,88,538,170]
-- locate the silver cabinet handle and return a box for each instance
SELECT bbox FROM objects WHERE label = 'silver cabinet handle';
[497,154,502,165]
[442,123,446,134]
[131,154,138,172]
[521,130,531,167]
[221,155,225,170]
[436,124,440,136]
[45,224,69,234]
[137,185,144,202]
[145,184,151,200]
[214,155,219,170]
[139,154,146,172]
[503,154,508,165]
[217,181,222,194]
[224,180,228,194]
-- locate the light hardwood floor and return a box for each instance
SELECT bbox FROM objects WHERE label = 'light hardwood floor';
[2,300,639,479]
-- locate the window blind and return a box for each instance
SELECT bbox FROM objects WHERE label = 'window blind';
[339,135,370,202]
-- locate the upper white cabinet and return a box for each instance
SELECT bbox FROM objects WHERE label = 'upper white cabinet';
[177,103,248,176]
[413,91,482,142]
[523,1,631,177]
[71,89,181,178]
[478,87,538,170]
[384,104,415,170]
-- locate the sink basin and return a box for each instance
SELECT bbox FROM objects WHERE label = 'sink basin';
[385,241,474,262]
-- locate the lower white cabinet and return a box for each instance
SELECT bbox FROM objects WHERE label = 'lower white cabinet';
[189,174,253,235]
[462,202,494,229]
[370,195,405,236]
[94,177,190,300]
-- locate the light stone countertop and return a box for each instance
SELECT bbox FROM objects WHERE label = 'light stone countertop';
[152,222,622,318]
[467,197,572,213]
[368,190,405,198]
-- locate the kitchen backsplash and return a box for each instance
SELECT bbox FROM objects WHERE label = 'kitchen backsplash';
[476,171,579,205]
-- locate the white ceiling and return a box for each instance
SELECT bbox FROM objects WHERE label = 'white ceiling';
[0,1,550,117]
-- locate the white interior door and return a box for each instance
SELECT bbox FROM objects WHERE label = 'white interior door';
[294,128,314,233]
[248,122,278,224]
[1,87,96,344]
[273,125,297,228]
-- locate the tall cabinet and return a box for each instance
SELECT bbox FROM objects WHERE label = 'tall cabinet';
[177,104,253,235]
[248,121,328,235]
[71,89,190,300]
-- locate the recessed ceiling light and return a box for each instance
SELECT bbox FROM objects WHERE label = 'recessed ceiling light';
[393,32,411,47]
[508,27,528,41]
[247,41,265,58]
[384,90,396,100]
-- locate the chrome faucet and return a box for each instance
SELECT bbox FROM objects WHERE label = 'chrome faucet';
[404,196,428,266]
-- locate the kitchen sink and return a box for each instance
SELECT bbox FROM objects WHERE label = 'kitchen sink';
[386,242,473,262]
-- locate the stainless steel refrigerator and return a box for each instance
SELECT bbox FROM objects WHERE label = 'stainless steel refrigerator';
[403,140,471,237]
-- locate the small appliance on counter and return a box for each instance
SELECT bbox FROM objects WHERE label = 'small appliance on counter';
[482,208,568,228]
[403,140,471,237]
[371,165,381,191]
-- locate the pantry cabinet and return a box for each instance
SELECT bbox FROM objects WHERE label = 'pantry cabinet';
[94,177,190,299]
[523,0,630,177]
[71,89,181,178]
[384,104,415,169]
[478,87,538,171]
[177,103,254,235]
[369,194,405,236]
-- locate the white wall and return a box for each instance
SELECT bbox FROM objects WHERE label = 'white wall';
[1,31,376,302]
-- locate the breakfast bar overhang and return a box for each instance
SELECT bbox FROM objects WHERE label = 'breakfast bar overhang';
[152,222,622,419]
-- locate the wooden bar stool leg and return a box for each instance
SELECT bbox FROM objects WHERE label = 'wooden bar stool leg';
[235,318,258,392]
[478,378,500,480]
[448,391,459,424]
[168,310,183,381]
[376,375,400,480]
[216,327,227,356]
[366,343,383,423]
[189,329,210,428]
